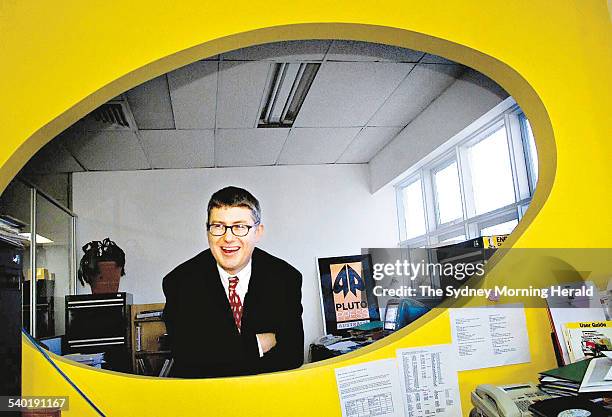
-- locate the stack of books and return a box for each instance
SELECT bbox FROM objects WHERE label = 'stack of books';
[538,359,589,396]
[0,214,28,247]
[538,355,612,396]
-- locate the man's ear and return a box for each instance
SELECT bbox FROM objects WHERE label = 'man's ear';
[255,223,264,241]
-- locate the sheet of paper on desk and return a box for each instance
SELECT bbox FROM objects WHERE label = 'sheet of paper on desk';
[450,304,531,371]
[396,344,462,417]
[335,359,405,417]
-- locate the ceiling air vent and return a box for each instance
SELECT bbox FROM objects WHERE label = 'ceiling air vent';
[258,62,320,128]
[93,103,129,127]
[82,97,137,131]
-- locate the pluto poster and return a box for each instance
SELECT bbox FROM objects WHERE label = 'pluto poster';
[318,255,379,334]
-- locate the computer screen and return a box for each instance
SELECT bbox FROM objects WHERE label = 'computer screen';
[384,299,430,332]
[383,304,399,330]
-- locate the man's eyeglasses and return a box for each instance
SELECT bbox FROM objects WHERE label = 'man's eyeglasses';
[207,223,260,237]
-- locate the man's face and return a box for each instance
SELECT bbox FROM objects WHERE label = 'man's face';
[207,206,263,275]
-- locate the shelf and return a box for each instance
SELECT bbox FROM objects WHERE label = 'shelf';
[134,317,163,323]
[135,350,171,356]
[131,302,167,375]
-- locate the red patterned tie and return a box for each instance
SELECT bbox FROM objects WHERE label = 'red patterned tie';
[228,277,243,331]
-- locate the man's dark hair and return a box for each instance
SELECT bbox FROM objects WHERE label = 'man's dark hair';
[207,186,261,224]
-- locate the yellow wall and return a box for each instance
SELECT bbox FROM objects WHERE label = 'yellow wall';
[2,1,611,415]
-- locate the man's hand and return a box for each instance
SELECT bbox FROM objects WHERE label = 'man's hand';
[256,333,277,354]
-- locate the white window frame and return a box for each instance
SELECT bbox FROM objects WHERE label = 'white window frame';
[518,112,539,194]
[395,97,535,247]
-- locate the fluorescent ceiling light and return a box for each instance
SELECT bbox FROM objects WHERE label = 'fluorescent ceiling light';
[258,62,320,128]
[18,233,54,244]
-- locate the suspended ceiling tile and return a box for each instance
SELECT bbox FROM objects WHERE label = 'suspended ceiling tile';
[140,130,214,168]
[337,127,402,163]
[22,135,84,174]
[294,62,413,127]
[167,61,218,129]
[421,53,456,64]
[368,64,464,127]
[221,40,331,61]
[215,128,289,167]
[216,61,271,128]
[61,130,150,171]
[325,40,425,62]
[126,75,175,130]
[277,127,360,165]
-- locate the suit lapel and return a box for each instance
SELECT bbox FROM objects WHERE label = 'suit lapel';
[201,251,239,334]
[242,249,268,329]
[244,250,261,300]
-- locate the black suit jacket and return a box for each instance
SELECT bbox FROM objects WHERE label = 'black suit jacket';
[162,247,304,378]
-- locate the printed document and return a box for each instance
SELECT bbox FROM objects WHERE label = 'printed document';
[450,304,530,371]
[396,344,462,417]
[335,359,405,417]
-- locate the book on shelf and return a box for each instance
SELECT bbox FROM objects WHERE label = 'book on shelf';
[159,358,170,377]
[563,321,612,363]
[158,358,174,377]
[135,324,142,351]
[136,310,163,319]
[136,358,148,375]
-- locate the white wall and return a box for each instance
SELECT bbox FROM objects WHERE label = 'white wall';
[72,164,398,359]
[369,69,509,191]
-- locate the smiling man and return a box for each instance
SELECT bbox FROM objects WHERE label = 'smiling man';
[162,186,304,378]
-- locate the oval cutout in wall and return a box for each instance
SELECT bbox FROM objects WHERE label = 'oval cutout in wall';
[1,39,540,380]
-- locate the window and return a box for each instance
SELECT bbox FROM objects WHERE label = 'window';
[466,127,515,215]
[401,179,426,239]
[396,97,537,247]
[433,161,462,224]
[480,219,519,236]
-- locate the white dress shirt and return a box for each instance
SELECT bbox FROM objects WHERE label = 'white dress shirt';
[217,261,252,302]
[216,261,264,357]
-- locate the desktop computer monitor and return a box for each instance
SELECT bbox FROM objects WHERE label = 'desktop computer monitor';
[383,298,430,331]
